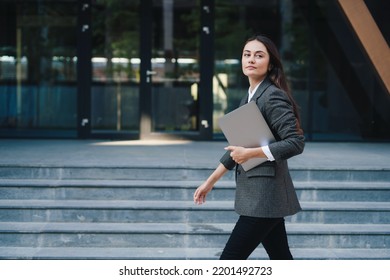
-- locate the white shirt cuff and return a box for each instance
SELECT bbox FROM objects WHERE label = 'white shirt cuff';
[262,145,275,161]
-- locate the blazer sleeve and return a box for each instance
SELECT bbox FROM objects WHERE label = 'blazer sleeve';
[220,150,236,170]
[262,88,305,161]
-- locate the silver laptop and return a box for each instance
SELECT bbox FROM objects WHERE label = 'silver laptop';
[218,101,275,171]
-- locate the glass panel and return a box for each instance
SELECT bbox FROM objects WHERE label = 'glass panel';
[213,0,281,136]
[214,0,390,141]
[91,0,140,133]
[151,0,199,132]
[0,1,77,137]
[292,0,389,140]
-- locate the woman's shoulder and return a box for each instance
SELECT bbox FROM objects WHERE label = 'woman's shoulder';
[262,83,290,103]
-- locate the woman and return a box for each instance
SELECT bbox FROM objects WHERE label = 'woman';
[193,35,305,260]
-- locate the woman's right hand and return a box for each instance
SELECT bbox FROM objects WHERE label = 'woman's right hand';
[193,181,213,205]
[193,163,228,205]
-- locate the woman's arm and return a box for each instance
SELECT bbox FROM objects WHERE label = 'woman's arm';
[193,163,228,205]
[225,88,304,165]
[263,88,305,160]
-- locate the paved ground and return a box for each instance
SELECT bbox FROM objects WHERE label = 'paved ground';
[0,139,389,170]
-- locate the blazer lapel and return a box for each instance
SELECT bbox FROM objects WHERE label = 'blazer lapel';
[238,77,273,107]
[250,77,273,102]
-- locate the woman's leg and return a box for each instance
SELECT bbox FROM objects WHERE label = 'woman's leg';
[219,216,283,260]
[262,218,293,260]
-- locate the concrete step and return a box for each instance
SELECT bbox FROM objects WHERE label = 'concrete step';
[0,246,389,260]
[1,179,389,202]
[0,166,217,181]
[1,150,389,260]
[1,200,389,224]
[1,165,390,182]
[0,222,388,249]
[1,141,389,260]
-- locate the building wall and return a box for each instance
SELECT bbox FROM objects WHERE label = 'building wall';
[0,0,389,141]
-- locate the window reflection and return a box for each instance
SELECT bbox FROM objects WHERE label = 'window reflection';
[0,1,77,134]
[150,0,200,132]
[91,0,140,132]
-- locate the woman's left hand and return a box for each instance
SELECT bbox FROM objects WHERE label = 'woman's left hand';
[225,146,250,165]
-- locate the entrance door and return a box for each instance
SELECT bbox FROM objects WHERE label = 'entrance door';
[139,0,214,140]
[88,0,213,140]
[88,0,141,139]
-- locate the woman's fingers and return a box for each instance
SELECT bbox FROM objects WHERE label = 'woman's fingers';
[225,146,246,164]
[194,186,207,205]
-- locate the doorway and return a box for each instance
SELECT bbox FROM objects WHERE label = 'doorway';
[89,0,214,140]
[139,0,214,140]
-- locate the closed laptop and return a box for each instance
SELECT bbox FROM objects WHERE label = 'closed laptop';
[218,101,275,171]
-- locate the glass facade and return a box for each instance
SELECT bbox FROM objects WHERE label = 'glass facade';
[91,0,140,134]
[0,1,78,137]
[1,0,389,141]
[149,0,200,133]
[212,0,390,141]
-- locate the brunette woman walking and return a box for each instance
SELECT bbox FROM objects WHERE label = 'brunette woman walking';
[194,35,304,260]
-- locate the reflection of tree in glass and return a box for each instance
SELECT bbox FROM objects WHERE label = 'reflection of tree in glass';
[93,0,139,81]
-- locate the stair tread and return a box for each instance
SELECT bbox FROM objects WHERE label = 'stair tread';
[0,246,389,260]
[1,178,389,189]
[0,221,389,234]
[0,179,211,187]
[0,199,389,210]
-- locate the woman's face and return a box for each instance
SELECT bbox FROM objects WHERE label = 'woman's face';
[242,40,270,82]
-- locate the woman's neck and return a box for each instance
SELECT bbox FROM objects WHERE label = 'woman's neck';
[249,78,263,93]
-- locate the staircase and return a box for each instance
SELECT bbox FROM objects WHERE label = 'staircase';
[0,163,389,260]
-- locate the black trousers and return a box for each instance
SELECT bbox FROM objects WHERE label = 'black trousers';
[220,216,293,260]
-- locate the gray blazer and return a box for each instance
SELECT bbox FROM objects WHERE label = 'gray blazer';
[220,77,305,218]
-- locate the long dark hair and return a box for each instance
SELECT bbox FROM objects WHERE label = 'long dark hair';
[245,35,302,132]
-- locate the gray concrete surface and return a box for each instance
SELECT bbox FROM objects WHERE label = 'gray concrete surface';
[0,139,389,170]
